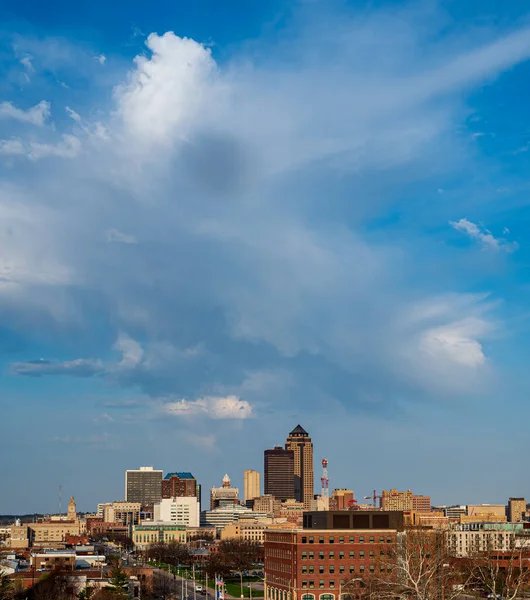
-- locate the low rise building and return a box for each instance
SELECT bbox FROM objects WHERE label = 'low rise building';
[221,520,271,543]
[102,501,141,525]
[132,522,187,550]
[446,523,522,557]
[412,495,431,512]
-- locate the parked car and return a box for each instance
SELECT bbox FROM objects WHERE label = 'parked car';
[195,585,204,593]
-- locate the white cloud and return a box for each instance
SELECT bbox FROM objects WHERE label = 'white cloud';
[0,100,50,126]
[0,139,25,156]
[114,333,144,368]
[106,228,137,244]
[450,218,517,252]
[115,33,220,145]
[95,54,107,65]
[20,55,35,73]
[163,395,253,419]
[29,134,81,159]
[420,317,490,367]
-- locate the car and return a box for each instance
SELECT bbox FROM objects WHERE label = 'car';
[195,586,204,592]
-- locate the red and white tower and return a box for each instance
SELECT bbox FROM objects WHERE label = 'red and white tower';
[321,458,329,498]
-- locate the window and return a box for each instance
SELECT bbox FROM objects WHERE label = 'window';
[369,536,374,543]
[339,566,345,574]
[319,537,325,544]
[330,581,335,589]
[359,551,364,557]
[349,536,354,543]
[360,565,365,573]
[359,536,364,543]
[329,552,335,559]
[349,566,355,574]
[329,537,335,544]
[309,582,315,589]
[302,537,307,544]
[319,552,325,560]
[320,595,334,600]
[379,537,385,543]
[386,536,392,543]
[309,566,315,574]
[319,566,324,574]
[309,537,314,544]
[339,537,344,544]
[302,584,308,591]
[329,565,335,574]
[302,552,307,559]
[369,565,375,573]
[369,551,374,557]
[301,595,314,600]
[302,566,307,574]
[319,581,325,589]
[339,551,344,559]
[349,551,354,559]
[309,552,314,560]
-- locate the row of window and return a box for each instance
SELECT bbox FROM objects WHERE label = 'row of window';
[301,536,392,544]
[301,562,384,574]
[301,550,385,559]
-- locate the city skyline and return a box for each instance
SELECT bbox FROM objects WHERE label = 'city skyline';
[2,420,528,515]
[3,0,530,514]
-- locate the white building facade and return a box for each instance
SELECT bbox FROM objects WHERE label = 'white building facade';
[154,497,200,528]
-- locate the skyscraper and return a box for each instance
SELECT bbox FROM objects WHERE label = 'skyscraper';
[244,470,261,502]
[210,474,239,509]
[285,424,314,509]
[264,447,295,501]
[125,466,163,505]
[162,472,199,499]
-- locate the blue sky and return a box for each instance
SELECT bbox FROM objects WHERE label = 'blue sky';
[2,0,530,514]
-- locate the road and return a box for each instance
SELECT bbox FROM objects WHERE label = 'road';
[154,569,218,600]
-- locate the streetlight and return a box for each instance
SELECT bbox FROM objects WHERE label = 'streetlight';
[339,578,364,600]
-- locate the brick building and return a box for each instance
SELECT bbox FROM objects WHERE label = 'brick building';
[162,472,199,500]
[264,511,403,600]
[412,495,431,512]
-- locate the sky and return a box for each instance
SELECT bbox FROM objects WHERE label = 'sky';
[2,0,530,514]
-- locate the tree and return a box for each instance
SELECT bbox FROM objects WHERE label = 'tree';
[106,563,129,598]
[0,571,13,600]
[26,568,78,600]
[366,528,470,600]
[217,540,262,598]
[203,553,232,580]
[464,534,530,600]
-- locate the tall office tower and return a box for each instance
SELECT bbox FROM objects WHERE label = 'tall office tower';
[210,474,239,509]
[125,466,163,505]
[244,470,261,502]
[162,472,199,499]
[381,489,414,511]
[508,498,526,522]
[285,425,314,510]
[264,447,295,501]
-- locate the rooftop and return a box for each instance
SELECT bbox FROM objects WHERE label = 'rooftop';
[164,472,196,480]
[289,424,308,436]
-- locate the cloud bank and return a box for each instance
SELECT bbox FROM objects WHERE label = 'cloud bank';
[1,6,527,421]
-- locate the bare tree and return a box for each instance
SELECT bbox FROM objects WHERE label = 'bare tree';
[464,533,530,600]
[367,528,470,600]
[217,540,261,598]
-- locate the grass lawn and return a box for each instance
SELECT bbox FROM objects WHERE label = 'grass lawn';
[223,578,265,598]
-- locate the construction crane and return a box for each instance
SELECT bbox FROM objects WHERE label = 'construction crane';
[321,458,329,498]
[364,490,382,508]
